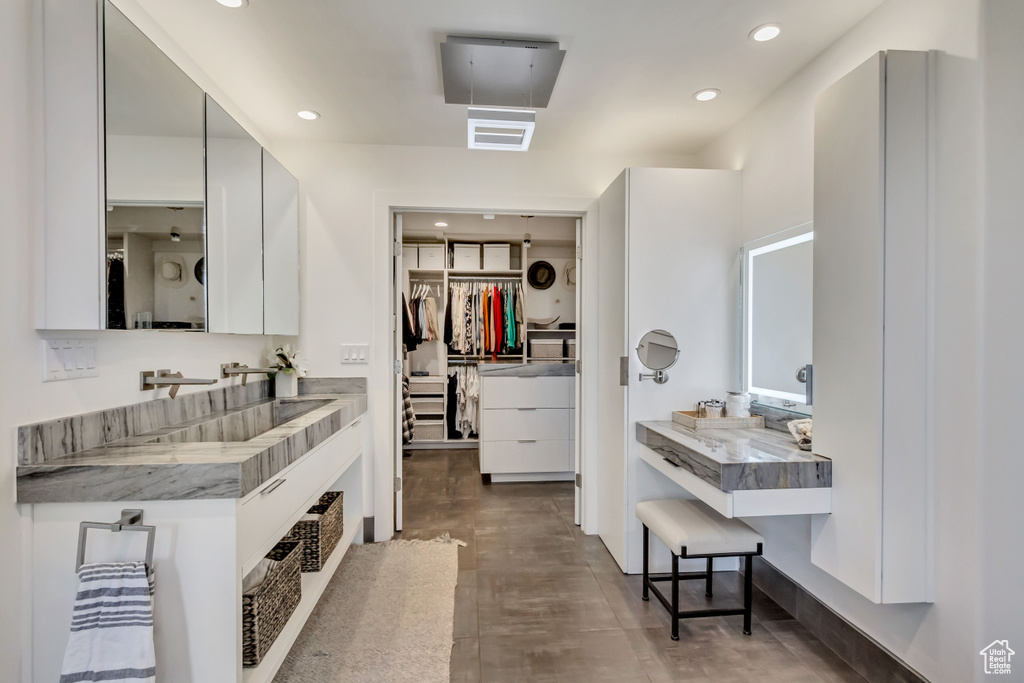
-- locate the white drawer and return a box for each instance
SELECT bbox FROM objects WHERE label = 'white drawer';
[482,408,570,442]
[481,376,572,409]
[238,419,362,569]
[481,439,571,474]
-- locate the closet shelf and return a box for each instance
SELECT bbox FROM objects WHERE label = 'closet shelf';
[447,269,523,277]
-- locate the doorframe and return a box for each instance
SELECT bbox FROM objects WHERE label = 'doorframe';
[383,199,595,540]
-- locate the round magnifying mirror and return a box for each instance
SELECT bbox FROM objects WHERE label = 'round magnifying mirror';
[636,329,679,384]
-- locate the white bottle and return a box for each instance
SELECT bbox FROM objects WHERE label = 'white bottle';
[726,392,750,418]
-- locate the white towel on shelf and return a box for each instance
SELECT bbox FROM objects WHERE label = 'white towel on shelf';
[60,561,156,683]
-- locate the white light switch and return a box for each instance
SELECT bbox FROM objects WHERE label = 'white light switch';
[340,344,370,364]
[42,339,99,382]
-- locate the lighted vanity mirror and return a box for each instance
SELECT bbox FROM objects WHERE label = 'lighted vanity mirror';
[104,1,206,330]
[741,223,813,408]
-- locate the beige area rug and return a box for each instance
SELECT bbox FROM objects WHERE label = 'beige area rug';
[274,536,463,683]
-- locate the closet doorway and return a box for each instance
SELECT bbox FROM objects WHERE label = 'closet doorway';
[392,210,584,533]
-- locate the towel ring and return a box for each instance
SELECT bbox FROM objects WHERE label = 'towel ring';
[76,509,156,576]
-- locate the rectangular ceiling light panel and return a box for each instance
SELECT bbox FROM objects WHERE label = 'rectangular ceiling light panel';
[441,36,565,108]
[468,108,535,151]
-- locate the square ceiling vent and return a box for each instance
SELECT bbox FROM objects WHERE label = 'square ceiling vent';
[467,108,535,151]
[441,36,565,108]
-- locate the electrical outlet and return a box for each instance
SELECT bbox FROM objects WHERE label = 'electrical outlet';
[42,339,98,382]
[340,344,370,364]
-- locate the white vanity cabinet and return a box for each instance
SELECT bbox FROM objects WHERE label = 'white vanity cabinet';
[28,418,364,683]
[479,376,575,481]
[811,51,933,604]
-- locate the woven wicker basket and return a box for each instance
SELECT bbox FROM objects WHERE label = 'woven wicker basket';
[286,491,344,573]
[241,539,303,667]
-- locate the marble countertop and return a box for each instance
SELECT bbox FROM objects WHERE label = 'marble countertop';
[17,394,367,504]
[636,420,831,492]
[477,361,575,377]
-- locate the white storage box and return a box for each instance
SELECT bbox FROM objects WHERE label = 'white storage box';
[418,245,445,270]
[530,339,564,359]
[411,397,444,416]
[409,376,445,394]
[402,244,418,268]
[566,339,576,359]
[452,244,481,270]
[483,244,511,270]
[413,420,445,441]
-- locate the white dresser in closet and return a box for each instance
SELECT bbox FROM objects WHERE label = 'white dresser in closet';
[479,375,575,481]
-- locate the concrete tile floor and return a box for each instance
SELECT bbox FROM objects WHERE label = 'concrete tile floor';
[396,448,865,683]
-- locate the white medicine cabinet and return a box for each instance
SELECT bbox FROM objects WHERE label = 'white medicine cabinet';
[39,0,300,335]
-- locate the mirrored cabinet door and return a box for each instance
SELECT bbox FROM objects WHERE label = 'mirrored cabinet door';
[262,150,300,335]
[104,1,205,330]
[205,95,264,335]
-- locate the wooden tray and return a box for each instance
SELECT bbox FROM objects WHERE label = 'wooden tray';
[672,411,765,430]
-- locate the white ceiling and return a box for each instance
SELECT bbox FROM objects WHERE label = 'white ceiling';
[131,0,884,154]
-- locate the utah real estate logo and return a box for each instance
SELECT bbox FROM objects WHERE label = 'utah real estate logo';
[980,640,1014,675]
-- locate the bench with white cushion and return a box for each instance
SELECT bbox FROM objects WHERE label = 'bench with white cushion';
[636,498,764,639]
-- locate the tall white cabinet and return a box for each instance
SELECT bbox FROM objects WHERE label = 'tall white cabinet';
[810,51,933,604]
[595,168,742,573]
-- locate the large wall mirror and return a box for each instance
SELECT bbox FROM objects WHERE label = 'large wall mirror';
[741,223,813,408]
[104,1,206,330]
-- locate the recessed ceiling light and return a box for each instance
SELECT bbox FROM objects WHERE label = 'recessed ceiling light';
[693,89,720,102]
[216,0,247,7]
[435,222,448,227]
[297,110,320,120]
[750,24,781,42]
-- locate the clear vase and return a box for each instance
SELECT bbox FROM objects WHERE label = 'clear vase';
[275,370,298,398]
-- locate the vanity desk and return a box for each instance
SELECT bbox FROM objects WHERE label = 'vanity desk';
[636,421,831,518]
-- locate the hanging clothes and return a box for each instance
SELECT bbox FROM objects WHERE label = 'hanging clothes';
[446,279,523,357]
[402,294,419,353]
[446,365,480,438]
[401,375,415,445]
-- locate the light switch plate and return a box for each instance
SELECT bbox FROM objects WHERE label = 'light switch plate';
[340,344,370,364]
[42,339,98,382]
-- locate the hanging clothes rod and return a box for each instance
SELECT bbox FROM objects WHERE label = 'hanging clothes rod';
[76,509,156,575]
[447,358,481,364]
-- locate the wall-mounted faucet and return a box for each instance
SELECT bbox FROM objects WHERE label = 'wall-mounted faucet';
[220,362,277,386]
[140,369,218,399]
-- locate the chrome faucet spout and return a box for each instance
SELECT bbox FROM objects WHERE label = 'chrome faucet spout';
[140,369,218,399]
[220,362,277,386]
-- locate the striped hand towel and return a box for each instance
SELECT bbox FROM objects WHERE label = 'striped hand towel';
[60,562,156,683]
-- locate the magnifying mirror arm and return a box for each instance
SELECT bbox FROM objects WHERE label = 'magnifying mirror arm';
[639,370,670,384]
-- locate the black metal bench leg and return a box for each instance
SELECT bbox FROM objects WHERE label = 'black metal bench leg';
[671,552,680,641]
[642,524,649,601]
[743,554,753,635]
[705,557,713,597]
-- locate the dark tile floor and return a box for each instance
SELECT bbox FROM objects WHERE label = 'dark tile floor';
[396,448,865,683]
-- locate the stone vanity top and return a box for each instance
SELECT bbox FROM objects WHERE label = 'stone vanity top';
[17,388,366,504]
[636,421,831,491]
[477,361,575,377]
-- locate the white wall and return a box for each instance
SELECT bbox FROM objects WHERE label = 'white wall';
[272,142,695,539]
[695,0,985,680]
[1,2,272,677]
[978,0,1024,665]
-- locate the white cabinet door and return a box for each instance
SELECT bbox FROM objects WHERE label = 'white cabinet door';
[262,149,300,335]
[810,51,932,604]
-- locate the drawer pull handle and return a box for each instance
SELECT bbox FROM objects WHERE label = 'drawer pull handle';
[517,408,537,411]
[518,439,537,443]
[262,478,287,494]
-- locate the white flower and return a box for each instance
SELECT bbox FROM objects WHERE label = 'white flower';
[267,345,307,377]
